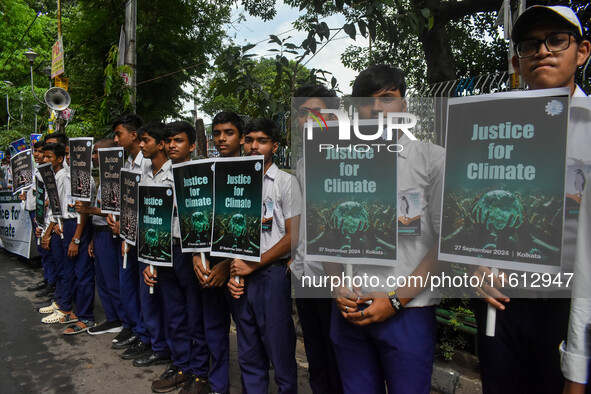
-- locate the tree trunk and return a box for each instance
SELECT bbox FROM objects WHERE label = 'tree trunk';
[420,20,457,84]
[195,118,208,158]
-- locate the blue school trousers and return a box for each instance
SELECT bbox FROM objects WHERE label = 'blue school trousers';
[93,228,123,322]
[233,263,297,394]
[330,303,437,394]
[30,211,56,285]
[62,218,94,321]
[157,244,210,375]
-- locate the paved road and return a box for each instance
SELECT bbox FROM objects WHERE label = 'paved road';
[0,250,313,393]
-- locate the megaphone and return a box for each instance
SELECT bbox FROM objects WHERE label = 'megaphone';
[44,87,71,111]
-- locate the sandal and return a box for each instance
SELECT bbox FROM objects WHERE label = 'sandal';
[41,310,65,324]
[39,302,59,314]
[64,320,96,335]
[59,312,78,325]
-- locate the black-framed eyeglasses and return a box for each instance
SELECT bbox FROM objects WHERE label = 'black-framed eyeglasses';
[515,32,574,59]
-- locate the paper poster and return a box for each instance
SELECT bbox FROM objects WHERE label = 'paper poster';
[98,147,124,215]
[172,159,214,252]
[137,183,174,267]
[0,192,36,258]
[37,163,62,218]
[303,121,398,266]
[211,156,263,262]
[35,177,45,228]
[439,89,570,273]
[120,169,141,246]
[69,137,93,201]
[10,149,33,195]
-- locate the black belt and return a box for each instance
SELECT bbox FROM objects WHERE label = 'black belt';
[268,258,290,269]
[173,237,181,246]
[93,225,111,233]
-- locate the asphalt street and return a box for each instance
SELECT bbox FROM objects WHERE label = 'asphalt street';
[0,250,313,393]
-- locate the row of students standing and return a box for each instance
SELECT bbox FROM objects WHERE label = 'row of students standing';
[25,113,303,393]
[34,134,96,335]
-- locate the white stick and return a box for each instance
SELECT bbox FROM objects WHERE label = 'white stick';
[149,264,154,294]
[486,267,499,337]
[58,218,64,239]
[76,212,81,225]
[346,264,353,291]
[200,252,208,280]
[123,241,128,269]
[112,215,118,238]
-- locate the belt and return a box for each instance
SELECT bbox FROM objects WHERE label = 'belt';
[268,258,290,269]
[93,225,111,233]
[173,237,181,246]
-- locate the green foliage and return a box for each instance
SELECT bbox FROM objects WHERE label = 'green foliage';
[99,45,133,125]
[1,0,235,149]
[342,11,507,89]
[437,298,475,361]
[199,35,337,143]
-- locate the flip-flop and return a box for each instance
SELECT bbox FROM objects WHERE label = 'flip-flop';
[64,321,96,335]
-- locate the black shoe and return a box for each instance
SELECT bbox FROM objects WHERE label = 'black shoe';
[151,365,189,393]
[27,280,47,292]
[35,283,55,298]
[112,334,138,350]
[133,350,171,367]
[112,327,132,343]
[179,376,209,394]
[88,320,123,335]
[121,340,151,360]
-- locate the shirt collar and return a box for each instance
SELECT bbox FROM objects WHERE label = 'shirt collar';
[573,85,587,98]
[150,159,172,178]
[397,132,412,159]
[130,150,144,167]
[265,163,278,180]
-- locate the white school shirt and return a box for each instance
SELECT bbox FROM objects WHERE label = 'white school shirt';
[126,150,150,173]
[357,134,444,307]
[560,88,591,383]
[261,163,301,257]
[292,135,445,308]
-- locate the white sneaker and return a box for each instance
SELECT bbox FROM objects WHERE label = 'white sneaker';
[38,302,59,314]
[41,310,65,324]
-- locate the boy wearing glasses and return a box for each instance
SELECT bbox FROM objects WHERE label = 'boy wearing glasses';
[472,6,590,394]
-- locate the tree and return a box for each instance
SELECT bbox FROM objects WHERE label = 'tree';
[201,37,336,121]
[1,0,238,143]
[284,0,590,91]
[199,56,321,119]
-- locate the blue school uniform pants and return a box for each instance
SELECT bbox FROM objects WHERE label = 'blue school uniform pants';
[157,244,210,376]
[233,263,297,394]
[62,218,94,321]
[93,228,123,322]
[330,303,437,394]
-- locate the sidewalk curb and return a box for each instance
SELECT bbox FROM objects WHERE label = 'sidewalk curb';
[431,364,482,394]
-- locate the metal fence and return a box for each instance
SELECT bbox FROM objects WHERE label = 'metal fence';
[407,71,510,147]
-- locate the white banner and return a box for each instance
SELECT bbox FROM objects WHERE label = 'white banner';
[0,192,37,259]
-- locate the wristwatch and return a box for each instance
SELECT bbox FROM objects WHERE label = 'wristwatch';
[73,238,81,245]
[387,290,403,312]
